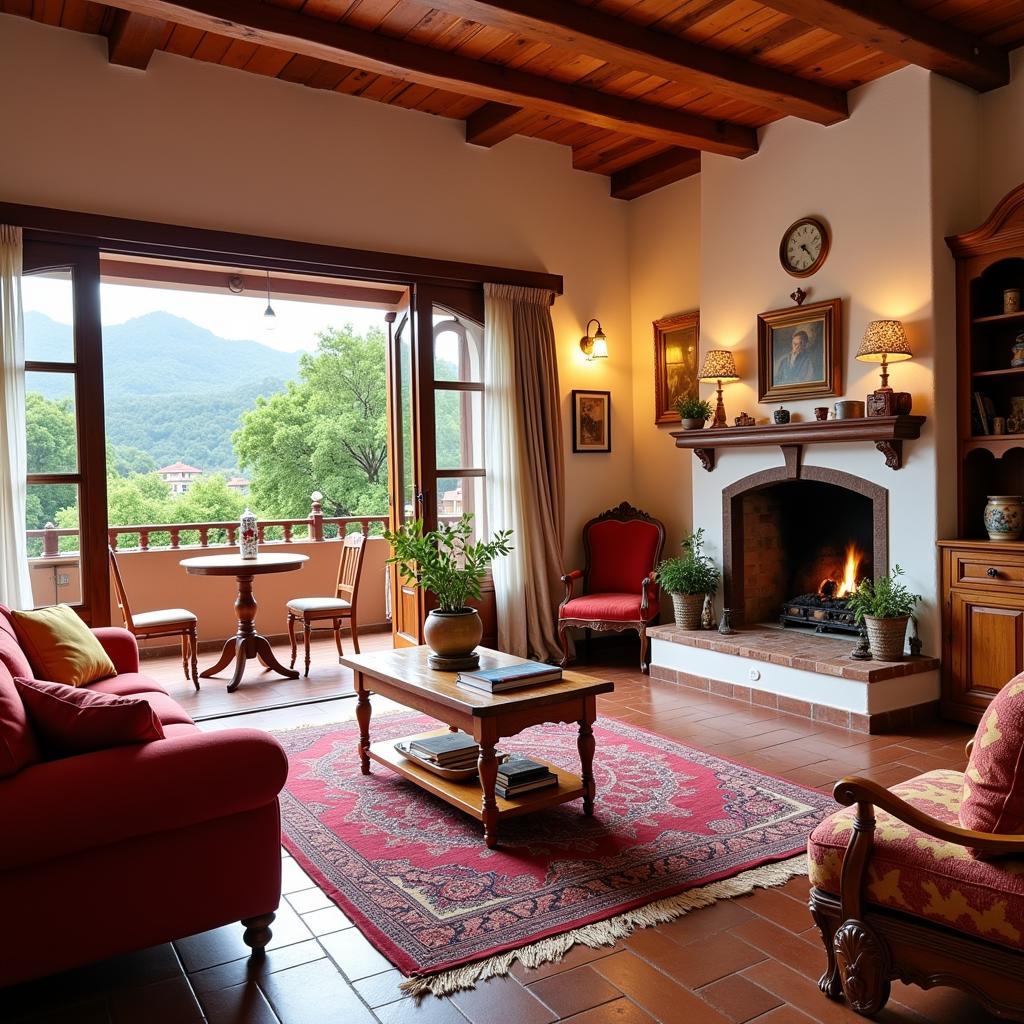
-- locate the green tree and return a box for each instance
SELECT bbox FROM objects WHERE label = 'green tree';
[25,392,77,529]
[233,324,389,518]
[107,442,158,478]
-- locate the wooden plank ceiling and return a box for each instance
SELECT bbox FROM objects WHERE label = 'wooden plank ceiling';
[6,0,1024,198]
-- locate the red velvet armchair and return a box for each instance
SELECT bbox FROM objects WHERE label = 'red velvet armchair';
[558,502,666,673]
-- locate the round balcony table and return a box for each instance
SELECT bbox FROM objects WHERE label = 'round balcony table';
[180,552,308,692]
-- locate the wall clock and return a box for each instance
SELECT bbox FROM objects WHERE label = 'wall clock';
[779,217,830,278]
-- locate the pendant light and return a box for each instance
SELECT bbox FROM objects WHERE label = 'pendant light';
[263,270,276,327]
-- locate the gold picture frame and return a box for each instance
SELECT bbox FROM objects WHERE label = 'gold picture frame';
[757,298,842,403]
[653,311,700,425]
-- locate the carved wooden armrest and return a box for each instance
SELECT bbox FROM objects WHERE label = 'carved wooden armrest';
[834,776,1024,857]
[640,576,655,616]
[560,569,583,605]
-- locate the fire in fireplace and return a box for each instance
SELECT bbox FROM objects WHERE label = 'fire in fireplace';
[780,542,867,634]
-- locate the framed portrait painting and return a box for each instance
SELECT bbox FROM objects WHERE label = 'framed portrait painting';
[653,311,699,425]
[757,298,841,403]
[571,390,611,453]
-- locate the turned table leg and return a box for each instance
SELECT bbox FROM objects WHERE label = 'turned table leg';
[477,726,500,848]
[356,673,372,775]
[579,695,596,817]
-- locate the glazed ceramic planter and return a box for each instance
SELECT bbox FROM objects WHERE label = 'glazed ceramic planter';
[423,608,483,661]
[984,495,1024,541]
[863,615,909,662]
[681,418,706,430]
[672,593,705,631]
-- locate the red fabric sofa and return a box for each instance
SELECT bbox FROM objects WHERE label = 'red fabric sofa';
[0,606,288,988]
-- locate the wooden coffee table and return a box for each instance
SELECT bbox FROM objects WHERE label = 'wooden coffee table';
[341,646,614,848]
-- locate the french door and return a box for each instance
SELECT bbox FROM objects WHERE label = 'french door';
[386,282,494,647]
[22,240,109,624]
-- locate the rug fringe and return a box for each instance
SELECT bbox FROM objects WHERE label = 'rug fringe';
[399,854,808,998]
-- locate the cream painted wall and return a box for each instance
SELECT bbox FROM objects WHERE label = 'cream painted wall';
[0,14,630,565]
[980,48,1024,214]
[695,68,944,651]
[627,175,700,552]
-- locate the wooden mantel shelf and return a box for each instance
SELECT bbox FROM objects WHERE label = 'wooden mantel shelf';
[670,415,927,472]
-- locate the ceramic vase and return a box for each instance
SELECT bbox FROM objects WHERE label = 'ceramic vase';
[423,608,483,668]
[239,509,258,559]
[1012,333,1024,368]
[984,495,1024,541]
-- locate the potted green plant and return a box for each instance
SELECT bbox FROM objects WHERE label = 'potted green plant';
[846,565,922,661]
[656,528,720,630]
[676,396,713,430]
[384,513,513,668]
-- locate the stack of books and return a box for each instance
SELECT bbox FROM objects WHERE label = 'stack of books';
[457,661,562,694]
[495,757,558,799]
[409,732,480,770]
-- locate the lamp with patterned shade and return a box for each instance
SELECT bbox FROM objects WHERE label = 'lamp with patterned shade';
[856,319,913,416]
[698,349,740,428]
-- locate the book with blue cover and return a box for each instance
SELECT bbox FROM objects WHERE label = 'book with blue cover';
[456,661,562,693]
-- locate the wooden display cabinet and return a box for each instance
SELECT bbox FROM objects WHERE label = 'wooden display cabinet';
[941,184,1024,722]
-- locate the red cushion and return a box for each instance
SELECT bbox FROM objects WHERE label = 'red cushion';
[560,593,654,622]
[87,673,169,699]
[0,663,39,778]
[14,678,164,755]
[960,673,1024,845]
[586,519,662,594]
[0,606,33,680]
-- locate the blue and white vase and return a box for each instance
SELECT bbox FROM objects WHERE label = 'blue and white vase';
[984,495,1024,541]
[239,509,258,559]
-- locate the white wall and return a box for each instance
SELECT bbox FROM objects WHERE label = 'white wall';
[0,13,631,564]
[980,48,1024,214]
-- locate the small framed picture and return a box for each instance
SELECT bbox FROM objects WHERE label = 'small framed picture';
[653,311,699,425]
[571,390,611,453]
[757,298,842,403]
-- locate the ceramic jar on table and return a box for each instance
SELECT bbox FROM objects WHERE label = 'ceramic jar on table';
[984,495,1024,541]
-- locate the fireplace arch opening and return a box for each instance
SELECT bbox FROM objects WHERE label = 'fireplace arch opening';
[722,467,888,632]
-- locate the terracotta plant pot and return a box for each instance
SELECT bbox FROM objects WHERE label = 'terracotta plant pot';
[423,608,483,661]
[672,593,705,631]
[863,615,909,662]
[681,418,706,430]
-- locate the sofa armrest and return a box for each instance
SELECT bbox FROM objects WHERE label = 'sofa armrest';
[0,728,288,872]
[91,627,140,674]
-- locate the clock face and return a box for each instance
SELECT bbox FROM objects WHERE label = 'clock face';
[780,218,829,278]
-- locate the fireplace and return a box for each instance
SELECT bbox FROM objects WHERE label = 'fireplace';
[723,467,888,632]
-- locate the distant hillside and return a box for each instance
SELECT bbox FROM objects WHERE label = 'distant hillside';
[25,311,301,471]
[25,311,301,399]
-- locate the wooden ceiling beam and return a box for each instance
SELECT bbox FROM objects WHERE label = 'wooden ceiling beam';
[429,0,848,125]
[610,148,701,201]
[105,9,169,69]
[97,0,758,156]
[759,0,1008,92]
[465,103,532,147]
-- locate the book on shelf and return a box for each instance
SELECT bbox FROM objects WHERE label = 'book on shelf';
[456,662,562,693]
[496,774,558,799]
[497,757,551,786]
[974,391,995,435]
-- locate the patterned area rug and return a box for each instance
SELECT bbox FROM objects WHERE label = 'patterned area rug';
[276,713,833,995]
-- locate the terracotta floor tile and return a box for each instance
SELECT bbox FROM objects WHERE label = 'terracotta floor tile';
[697,974,783,1023]
[741,888,815,934]
[374,995,472,1024]
[188,939,326,994]
[561,998,656,1024]
[511,944,623,983]
[199,982,280,1024]
[655,898,754,945]
[750,1007,816,1023]
[109,976,203,1023]
[731,917,824,982]
[320,927,393,982]
[258,957,377,1024]
[632,928,766,989]
[350,967,407,1007]
[450,974,558,1024]
[527,965,622,1018]
[592,950,731,1023]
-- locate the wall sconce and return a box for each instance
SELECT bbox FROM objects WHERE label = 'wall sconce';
[580,319,608,361]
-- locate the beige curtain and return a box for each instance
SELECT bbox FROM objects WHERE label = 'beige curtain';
[0,226,32,609]
[484,284,565,662]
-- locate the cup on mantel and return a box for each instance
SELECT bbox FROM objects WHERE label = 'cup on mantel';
[814,407,829,421]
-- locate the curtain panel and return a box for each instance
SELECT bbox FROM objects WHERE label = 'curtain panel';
[0,226,32,609]
[483,283,564,661]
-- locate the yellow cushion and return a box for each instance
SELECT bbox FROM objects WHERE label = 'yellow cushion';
[11,605,117,687]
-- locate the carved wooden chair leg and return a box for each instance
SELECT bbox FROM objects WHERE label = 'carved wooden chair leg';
[834,919,891,1017]
[349,615,361,655]
[303,617,312,677]
[188,625,200,690]
[639,626,650,674]
[241,912,276,953]
[558,623,571,668]
[287,613,297,670]
[180,634,190,681]
[810,902,843,999]
[333,620,344,660]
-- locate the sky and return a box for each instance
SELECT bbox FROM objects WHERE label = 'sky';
[22,276,389,353]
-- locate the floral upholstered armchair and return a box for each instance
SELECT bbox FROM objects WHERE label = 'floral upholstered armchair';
[808,674,1024,1019]
[558,502,665,673]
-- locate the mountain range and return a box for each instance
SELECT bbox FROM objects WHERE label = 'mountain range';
[25,311,302,470]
